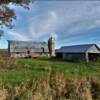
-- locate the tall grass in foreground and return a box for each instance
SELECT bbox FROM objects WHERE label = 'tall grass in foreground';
[0,72,99,100]
[0,56,100,100]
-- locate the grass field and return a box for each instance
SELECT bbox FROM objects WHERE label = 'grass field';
[0,57,100,100]
[0,57,100,84]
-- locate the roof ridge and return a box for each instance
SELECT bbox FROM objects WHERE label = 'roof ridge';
[61,44,96,48]
[57,44,99,53]
[8,40,47,43]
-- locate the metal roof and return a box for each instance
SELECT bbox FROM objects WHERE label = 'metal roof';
[57,44,100,53]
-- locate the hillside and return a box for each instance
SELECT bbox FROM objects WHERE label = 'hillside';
[0,57,100,100]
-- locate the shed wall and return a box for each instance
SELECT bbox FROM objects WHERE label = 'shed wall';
[62,53,86,61]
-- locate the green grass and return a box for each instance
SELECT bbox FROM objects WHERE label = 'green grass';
[0,57,100,84]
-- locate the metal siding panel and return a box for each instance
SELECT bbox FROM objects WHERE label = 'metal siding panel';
[62,53,86,61]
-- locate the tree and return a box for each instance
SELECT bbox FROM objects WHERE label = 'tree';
[0,0,31,29]
[0,30,3,39]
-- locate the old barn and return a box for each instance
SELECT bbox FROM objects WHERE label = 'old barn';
[8,40,49,57]
[8,36,55,58]
[56,44,100,62]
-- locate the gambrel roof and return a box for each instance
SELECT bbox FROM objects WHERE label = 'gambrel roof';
[57,44,100,53]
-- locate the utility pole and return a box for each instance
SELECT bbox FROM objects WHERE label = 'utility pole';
[0,30,3,47]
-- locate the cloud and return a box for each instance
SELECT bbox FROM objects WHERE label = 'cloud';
[0,40,8,48]
[2,1,100,48]
[8,30,31,41]
[28,10,58,38]
[27,1,100,38]
[51,32,58,39]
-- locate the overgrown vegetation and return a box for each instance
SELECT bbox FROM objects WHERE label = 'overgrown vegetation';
[0,57,100,100]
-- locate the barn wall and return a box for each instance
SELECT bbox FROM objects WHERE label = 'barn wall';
[62,53,86,61]
[10,52,49,58]
[11,52,27,58]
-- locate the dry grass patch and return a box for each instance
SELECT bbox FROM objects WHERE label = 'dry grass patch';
[0,56,17,69]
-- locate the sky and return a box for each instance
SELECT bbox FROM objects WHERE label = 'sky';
[1,1,100,49]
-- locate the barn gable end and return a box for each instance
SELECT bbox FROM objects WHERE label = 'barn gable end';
[86,44,100,53]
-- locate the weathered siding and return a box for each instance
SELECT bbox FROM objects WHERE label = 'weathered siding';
[62,53,86,61]
[8,40,49,57]
[8,41,49,53]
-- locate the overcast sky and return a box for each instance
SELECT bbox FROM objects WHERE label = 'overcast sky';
[1,1,100,49]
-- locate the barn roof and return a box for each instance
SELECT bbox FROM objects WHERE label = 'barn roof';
[57,44,100,53]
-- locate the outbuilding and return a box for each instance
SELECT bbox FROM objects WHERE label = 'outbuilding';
[56,44,100,62]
